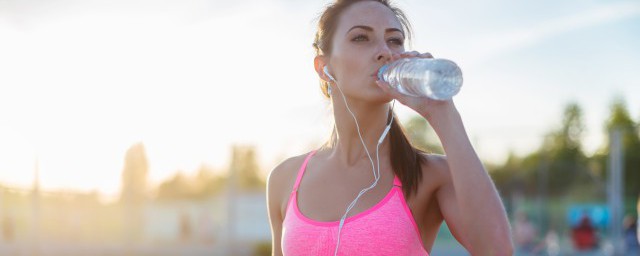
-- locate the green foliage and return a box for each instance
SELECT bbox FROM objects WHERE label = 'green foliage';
[403,115,443,154]
[229,145,266,191]
[120,142,149,203]
[153,145,265,200]
[253,240,271,256]
[601,98,640,198]
[155,166,225,201]
[490,102,591,197]
[491,152,527,197]
[541,102,590,196]
[490,99,640,206]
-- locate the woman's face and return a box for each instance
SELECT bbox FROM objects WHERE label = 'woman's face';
[327,1,405,102]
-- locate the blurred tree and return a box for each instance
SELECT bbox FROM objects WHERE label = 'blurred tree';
[540,102,590,196]
[119,142,149,243]
[155,165,225,200]
[156,172,192,200]
[194,164,225,196]
[489,102,590,197]
[120,142,149,203]
[597,98,640,199]
[489,99,639,222]
[229,145,264,191]
[489,151,530,207]
[403,115,443,154]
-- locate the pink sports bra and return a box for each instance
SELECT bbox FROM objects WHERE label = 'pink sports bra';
[281,150,429,255]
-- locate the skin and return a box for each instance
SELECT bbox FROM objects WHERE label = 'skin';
[267,1,513,255]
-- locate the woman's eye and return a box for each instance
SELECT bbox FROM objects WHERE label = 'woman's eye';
[352,34,368,41]
[389,38,404,45]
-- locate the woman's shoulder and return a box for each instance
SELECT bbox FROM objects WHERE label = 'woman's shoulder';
[267,151,315,195]
[417,152,451,187]
[405,153,451,218]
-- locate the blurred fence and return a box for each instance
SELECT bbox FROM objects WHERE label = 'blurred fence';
[1,184,637,255]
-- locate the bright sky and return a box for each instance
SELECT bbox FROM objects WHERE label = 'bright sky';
[1,0,639,198]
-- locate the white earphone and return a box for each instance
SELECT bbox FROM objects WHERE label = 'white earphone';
[323,66,335,95]
[323,65,394,255]
[323,65,336,81]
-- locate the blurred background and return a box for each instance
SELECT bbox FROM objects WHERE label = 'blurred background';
[1,0,639,255]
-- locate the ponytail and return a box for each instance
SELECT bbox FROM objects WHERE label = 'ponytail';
[389,115,426,199]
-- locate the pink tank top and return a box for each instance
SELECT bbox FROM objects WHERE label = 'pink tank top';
[282,150,429,255]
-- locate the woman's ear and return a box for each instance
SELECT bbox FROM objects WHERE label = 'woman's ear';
[314,55,331,83]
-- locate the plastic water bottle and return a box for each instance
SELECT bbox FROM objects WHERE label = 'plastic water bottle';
[377,58,463,100]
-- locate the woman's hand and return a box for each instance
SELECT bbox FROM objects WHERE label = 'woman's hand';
[375,51,456,121]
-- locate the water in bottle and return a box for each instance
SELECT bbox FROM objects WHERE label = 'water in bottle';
[377,58,463,100]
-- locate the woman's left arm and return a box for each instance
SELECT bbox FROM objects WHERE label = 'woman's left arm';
[426,102,513,256]
[377,52,513,255]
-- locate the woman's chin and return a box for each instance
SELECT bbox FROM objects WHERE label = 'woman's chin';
[372,86,394,102]
[371,92,394,103]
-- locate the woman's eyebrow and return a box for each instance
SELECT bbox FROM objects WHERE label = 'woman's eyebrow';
[346,25,404,37]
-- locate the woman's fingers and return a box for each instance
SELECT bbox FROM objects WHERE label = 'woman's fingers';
[391,53,401,62]
[376,79,391,92]
[376,79,396,95]
[400,51,433,59]
[390,51,432,62]
[376,79,407,102]
[419,52,434,58]
[400,51,419,57]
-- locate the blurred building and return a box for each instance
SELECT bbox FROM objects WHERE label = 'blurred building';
[142,191,269,245]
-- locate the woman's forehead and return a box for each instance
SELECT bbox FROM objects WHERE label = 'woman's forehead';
[336,1,402,34]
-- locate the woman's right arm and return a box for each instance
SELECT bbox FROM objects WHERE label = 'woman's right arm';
[267,160,291,256]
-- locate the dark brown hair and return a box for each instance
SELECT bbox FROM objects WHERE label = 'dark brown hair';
[313,0,426,198]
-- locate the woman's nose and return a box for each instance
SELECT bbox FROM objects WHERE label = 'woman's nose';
[376,45,392,62]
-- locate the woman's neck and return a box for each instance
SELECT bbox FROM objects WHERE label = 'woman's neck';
[329,97,392,167]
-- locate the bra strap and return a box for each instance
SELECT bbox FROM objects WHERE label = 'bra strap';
[292,150,317,192]
[393,175,403,187]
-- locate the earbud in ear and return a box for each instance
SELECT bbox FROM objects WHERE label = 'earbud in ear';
[323,66,335,82]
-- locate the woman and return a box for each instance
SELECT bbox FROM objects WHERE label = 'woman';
[267,0,513,255]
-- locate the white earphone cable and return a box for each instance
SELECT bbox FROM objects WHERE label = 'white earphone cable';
[328,72,394,256]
